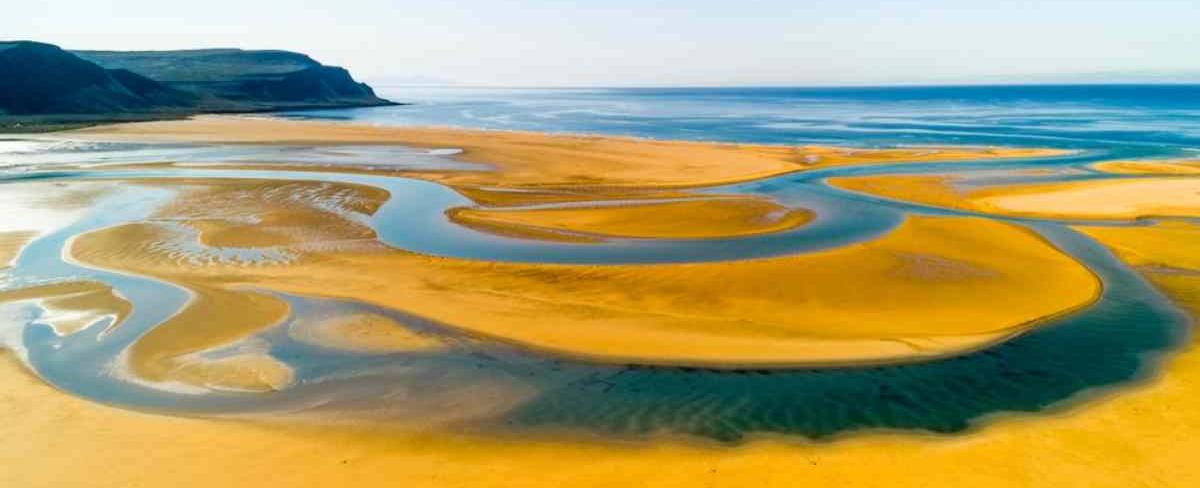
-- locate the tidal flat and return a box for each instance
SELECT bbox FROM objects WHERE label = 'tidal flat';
[1,114,1198,487]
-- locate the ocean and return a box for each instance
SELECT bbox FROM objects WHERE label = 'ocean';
[287,84,1200,153]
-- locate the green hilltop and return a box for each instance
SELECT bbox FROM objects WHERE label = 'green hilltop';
[0,41,394,129]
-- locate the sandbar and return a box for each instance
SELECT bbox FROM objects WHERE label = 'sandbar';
[1093,159,1200,175]
[6,287,1200,488]
[974,177,1200,220]
[66,116,1069,190]
[0,281,130,336]
[69,178,1100,367]
[288,312,447,354]
[5,218,1199,486]
[448,196,813,241]
[830,173,1200,220]
[0,231,37,268]
[127,284,293,392]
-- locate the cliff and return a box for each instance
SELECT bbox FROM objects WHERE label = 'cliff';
[0,41,194,115]
[75,48,392,111]
[0,41,394,127]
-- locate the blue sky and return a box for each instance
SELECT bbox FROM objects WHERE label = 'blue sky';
[7,0,1198,86]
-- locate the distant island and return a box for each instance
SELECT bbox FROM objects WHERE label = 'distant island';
[0,41,395,130]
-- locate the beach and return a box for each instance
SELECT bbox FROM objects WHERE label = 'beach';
[0,114,1197,487]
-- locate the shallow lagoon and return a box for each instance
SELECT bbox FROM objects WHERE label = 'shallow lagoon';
[2,86,1199,442]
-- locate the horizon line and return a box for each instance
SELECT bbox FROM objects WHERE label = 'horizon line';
[368,81,1200,89]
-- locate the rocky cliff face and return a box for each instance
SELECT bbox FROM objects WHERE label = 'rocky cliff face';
[0,41,393,120]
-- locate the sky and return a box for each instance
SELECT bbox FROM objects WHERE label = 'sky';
[6,0,1198,86]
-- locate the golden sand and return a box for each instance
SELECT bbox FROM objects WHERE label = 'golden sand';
[449,196,813,241]
[288,312,446,354]
[974,177,1200,220]
[451,185,698,207]
[829,174,972,210]
[1,221,1197,487]
[152,178,388,249]
[0,231,36,268]
[3,121,1200,486]
[830,173,1200,220]
[127,285,293,392]
[67,176,1100,367]
[6,207,1196,488]
[1077,221,1200,271]
[64,179,392,391]
[5,287,1200,488]
[0,281,130,336]
[1094,159,1200,175]
[68,116,1068,189]
[0,178,391,391]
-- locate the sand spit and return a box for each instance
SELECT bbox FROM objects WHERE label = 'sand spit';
[448,196,814,241]
[1093,159,1200,175]
[68,116,1069,189]
[126,285,293,392]
[0,281,130,336]
[974,178,1200,220]
[288,312,447,354]
[0,231,37,268]
[830,173,1200,221]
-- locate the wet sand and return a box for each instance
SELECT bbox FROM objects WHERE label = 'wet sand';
[68,178,1099,368]
[0,231,36,268]
[9,218,1200,488]
[8,117,1200,486]
[0,281,129,336]
[4,217,1198,486]
[67,116,1069,189]
[127,285,293,392]
[5,294,1200,488]
[288,312,448,354]
[0,180,113,268]
[10,193,1199,488]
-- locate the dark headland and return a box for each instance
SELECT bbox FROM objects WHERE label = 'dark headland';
[0,41,395,131]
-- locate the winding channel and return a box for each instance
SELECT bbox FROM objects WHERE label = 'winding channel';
[0,139,1193,441]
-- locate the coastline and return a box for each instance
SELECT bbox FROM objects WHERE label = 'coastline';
[4,110,1200,487]
[0,100,403,133]
[63,116,1071,189]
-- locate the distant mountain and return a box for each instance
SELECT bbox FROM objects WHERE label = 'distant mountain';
[0,41,194,115]
[75,48,392,111]
[0,41,394,126]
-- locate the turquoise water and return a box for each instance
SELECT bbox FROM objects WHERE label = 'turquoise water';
[2,85,1198,441]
